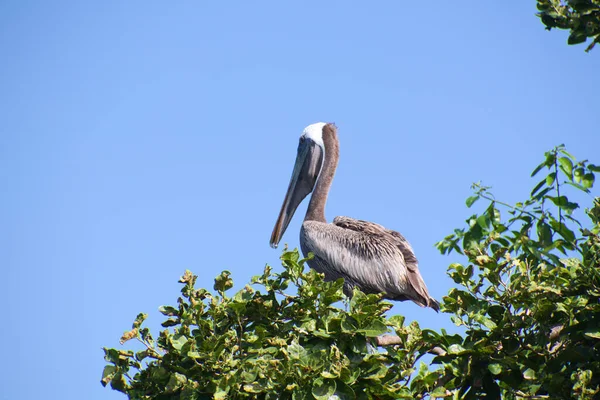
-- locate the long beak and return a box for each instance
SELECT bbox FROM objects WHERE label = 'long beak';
[270,138,323,248]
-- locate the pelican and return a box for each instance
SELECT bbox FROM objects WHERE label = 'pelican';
[270,122,439,311]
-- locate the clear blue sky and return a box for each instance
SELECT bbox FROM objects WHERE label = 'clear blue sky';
[2,2,599,399]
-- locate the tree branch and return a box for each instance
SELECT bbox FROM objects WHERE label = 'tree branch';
[549,324,563,341]
[375,335,447,356]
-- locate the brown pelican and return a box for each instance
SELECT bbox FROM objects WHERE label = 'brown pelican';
[270,122,439,311]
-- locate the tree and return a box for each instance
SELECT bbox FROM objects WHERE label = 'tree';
[433,146,600,398]
[537,0,600,52]
[102,146,600,399]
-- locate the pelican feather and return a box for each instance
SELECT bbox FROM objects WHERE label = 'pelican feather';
[301,217,439,311]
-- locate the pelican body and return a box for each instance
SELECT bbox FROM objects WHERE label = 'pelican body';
[270,123,439,311]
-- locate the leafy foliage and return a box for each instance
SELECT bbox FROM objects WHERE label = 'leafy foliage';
[103,145,600,399]
[537,0,600,51]
[436,145,600,398]
[101,251,444,399]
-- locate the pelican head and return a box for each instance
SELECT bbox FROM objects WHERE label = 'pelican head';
[270,123,327,248]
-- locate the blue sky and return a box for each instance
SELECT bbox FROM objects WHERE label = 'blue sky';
[2,2,599,399]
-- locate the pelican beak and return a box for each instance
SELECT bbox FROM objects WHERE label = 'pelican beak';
[270,138,323,248]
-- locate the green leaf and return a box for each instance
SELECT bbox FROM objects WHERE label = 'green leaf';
[466,195,480,208]
[281,249,300,263]
[214,389,228,400]
[582,173,595,189]
[243,383,263,394]
[312,378,336,400]
[388,315,405,328]
[549,219,576,243]
[537,220,553,246]
[559,148,575,159]
[363,364,389,380]
[533,186,552,201]
[526,384,541,396]
[341,316,358,333]
[170,334,188,351]
[110,373,128,393]
[523,368,536,380]
[546,196,579,213]
[181,385,200,400]
[574,167,585,183]
[100,365,117,387]
[349,288,367,312]
[476,214,490,230]
[333,381,355,399]
[530,179,546,197]
[531,159,548,177]
[547,195,567,206]
[165,372,187,392]
[475,314,497,330]
[447,344,466,354]
[288,341,306,360]
[488,363,502,375]
[214,270,233,293]
[135,350,150,361]
[187,351,201,359]
[545,172,556,186]
[133,313,147,328]
[430,386,448,398]
[357,320,389,337]
[568,31,588,45]
[584,330,600,339]
[161,318,179,327]
[564,181,591,193]
[558,157,573,177]
[158,306,178,316]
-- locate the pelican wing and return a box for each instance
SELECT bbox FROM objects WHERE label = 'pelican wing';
[331,216,439,311]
